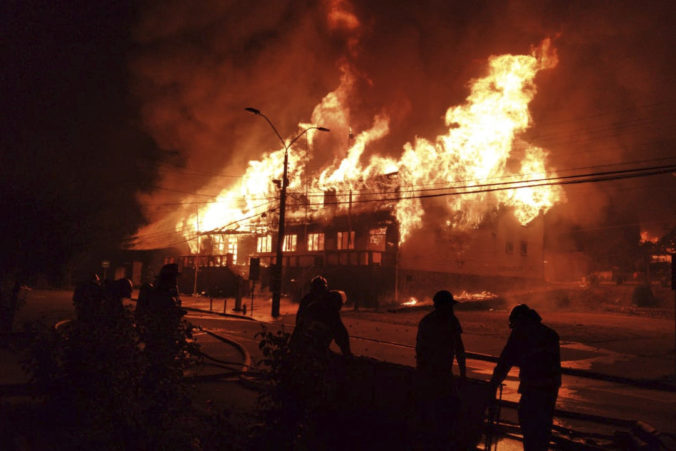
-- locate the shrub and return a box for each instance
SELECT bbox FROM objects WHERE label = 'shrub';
[19,306,204,450]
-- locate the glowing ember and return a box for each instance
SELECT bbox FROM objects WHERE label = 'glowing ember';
[454,290,499,302]
[178,39,563,250]
[640,231,658,244]
[402,297,418,306]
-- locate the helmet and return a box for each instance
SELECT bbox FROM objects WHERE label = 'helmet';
[433,290,458,308]
[328,290,346,310]
[508,304,541,328]
[310,275,328,291]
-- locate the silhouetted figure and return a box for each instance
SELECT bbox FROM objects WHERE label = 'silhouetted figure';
[139,264,188,385]
[281,280,351,447]
[291,283,351,359]
[102,278,132,317]
[0,272,28,333]
[490,304,561,451]
[415,290,467,449]
[295,275,329,324]
[73,273,103,322]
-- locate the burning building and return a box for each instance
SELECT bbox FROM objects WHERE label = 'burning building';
[168,174,547,307]
[137,36,565,305]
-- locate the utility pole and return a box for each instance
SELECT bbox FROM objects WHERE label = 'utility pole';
[271,149,290,317]
[245,107,329,317]
[193,208,200,296]
[347,128,355,251]
[348,189,353,249]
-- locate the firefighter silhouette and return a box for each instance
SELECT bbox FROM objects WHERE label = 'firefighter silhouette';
[490,304,561,451]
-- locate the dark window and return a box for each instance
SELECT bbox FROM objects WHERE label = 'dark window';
[520,241,528,256]
[505,241,514,255]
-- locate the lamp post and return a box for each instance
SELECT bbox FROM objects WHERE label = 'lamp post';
[245,107,329,317]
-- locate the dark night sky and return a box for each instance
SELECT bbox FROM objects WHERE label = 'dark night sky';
[2,0,676,280]
[1,0,165,280]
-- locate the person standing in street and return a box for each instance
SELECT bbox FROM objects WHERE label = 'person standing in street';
[415,289,467,449]
[73,273,103,322]
[291,277,351,359]
[295,275,329,324]
[139,264,191,386]
[490,304,561,451]
[416,290,467,378]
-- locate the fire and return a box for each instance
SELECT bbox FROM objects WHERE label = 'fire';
[640,231,659,244]
[402,297,418,306]
[178,39,563,250]
[454,290,499,302]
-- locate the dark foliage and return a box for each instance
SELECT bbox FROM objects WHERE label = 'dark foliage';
[251,326,331,450]
[16,306,207,450]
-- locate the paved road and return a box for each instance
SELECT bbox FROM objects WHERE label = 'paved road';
[182,296,676,436]
[8,289,676,435]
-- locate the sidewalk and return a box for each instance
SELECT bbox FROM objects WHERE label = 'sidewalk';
[178,293,299,323]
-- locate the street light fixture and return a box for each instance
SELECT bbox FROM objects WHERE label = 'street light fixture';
[246,107,330,317]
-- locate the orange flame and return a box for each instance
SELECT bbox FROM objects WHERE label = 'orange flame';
[179,39,563,251]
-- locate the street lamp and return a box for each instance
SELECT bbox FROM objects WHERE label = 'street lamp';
[246,107,330,317]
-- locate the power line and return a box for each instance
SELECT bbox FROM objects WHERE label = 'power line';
[284,155,676,199]
[292,164,676,207]
[133,201,275,240]
[283,162,676,203]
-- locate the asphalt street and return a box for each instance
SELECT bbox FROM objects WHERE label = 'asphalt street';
[181,294,676,436]
[5,289,675,437]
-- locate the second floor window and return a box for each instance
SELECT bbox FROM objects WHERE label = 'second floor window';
[307,233,325,251]
[505,241,514,255]
[283,234,298,252]
[520,240,528,256]
[257,235,271,253]
[337,231,355,250]
[368,227,387,251]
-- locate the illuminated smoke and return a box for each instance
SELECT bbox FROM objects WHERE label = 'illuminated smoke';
[131,1,676,249]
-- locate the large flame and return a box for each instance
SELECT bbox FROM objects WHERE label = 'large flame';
[179,39,563,251]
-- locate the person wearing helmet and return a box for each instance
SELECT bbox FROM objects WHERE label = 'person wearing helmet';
[416,290,467,378]
[291,276,351,358]
[414,290,467,448]
[295,275,329,324]
[490,304,561,451]
[102,278,133,316]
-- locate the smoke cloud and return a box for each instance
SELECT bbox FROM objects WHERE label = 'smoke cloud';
[131,0,676,248]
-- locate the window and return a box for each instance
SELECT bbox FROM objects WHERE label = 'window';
[520,240,528,256]
[257,235,272,253]
[307,233,325,251]
[283,234,297,252]
[368,227,387,251]
[225,235,238,263]
[505,241,514,255]
[337,231,355,250]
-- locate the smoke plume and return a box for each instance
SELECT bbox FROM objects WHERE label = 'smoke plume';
[131,0,676,249]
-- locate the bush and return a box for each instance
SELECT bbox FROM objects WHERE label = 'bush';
[18,305,205,450]
[252,326,331,450]
[632,285,658,307]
